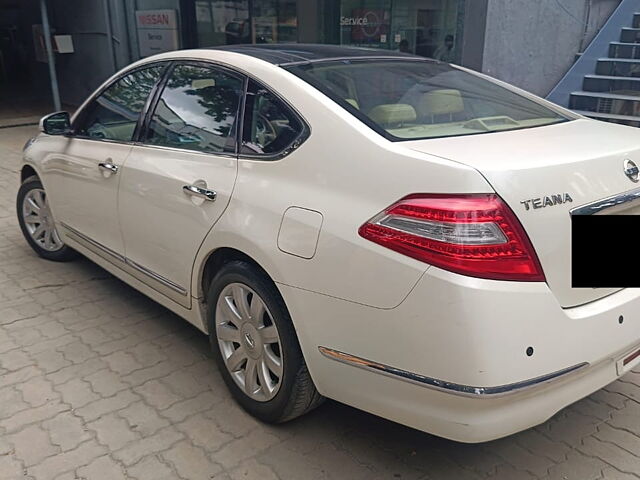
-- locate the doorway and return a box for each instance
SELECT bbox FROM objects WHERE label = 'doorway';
[0,0,53,125]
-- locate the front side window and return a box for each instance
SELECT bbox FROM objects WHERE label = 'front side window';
[145,64,244,154]
[75,65,164,142]
[286,60,569,141]
[241,80,305,156]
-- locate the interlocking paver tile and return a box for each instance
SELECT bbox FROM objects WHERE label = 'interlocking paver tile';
[88,413,140,450]
[162,440,223,479]
[76,455,127,480]
[226,459,281,480]
[175,413,233,451]
[55,378,100,408]
[134,379,183,410]
[0,455,24,480]
[117,401,169,437]
[601,467,639,479]
[44,412,92,452]
[1,399,69,433]
[74,390,140,422]
[127,455,176,480]
[579,436,640,476]
[545,451,607,480]
[112,426,184,466]
[163,391,223,423]
[10,424,58,467]
[27,440,107,480]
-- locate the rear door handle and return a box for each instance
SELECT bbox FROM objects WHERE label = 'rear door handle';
[98,162,119,174]
[183,184,217,202]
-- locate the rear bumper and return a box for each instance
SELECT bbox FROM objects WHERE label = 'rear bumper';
[279,268,640,442]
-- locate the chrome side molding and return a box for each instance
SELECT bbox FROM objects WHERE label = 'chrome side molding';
[60,222,187,297]
[125,258,188,296]
[61,222,125,263]
[318,346,588,398]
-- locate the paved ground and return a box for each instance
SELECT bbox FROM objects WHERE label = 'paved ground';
[1,125,640,480]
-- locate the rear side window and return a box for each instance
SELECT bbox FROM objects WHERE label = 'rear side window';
[241,80,305,157]
[75,65,164,142]
[145,64,244,154]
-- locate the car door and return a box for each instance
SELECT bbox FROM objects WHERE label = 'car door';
[117,62,244,307]
[42,64,166,260]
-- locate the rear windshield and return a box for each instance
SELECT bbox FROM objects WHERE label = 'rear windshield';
[285,60,569,141]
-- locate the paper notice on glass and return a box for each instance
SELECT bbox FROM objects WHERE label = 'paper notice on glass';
[54,35,74,53]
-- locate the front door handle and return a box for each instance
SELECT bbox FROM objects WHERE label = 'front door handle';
[183,184,217,202]
[98,162,119,174]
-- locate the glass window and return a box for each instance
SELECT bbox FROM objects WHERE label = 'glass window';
[252,0,298,43]
[286,59,569,141]
[75,65,164,142]
[145,64,244,154]
[339,0,392,50]
[195,0,297,47]
[241,80,305,156]
[195,1,250,47]
[321,0,464,63]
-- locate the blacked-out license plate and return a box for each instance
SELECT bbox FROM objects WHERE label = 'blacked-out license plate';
[572,215,640,288]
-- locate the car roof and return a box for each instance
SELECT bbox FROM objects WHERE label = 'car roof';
[209,44,422,66]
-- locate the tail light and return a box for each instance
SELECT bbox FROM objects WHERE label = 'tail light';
[358,194,545,282]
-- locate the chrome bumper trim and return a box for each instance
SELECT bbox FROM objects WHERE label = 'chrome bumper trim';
[318,346,589,398]
[570,186,640,216]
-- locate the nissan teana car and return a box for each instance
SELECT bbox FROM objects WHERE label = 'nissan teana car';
[17,45,640,442]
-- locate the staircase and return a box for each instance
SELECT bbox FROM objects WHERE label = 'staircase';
[547,0,640,126]
[570,17,640,127]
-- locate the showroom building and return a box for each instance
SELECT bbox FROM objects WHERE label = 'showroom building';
[0,0,622,109]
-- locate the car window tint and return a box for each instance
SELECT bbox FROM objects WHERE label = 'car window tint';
[146,64,243,154]
[76,66,164,142]
[241,80,304,156]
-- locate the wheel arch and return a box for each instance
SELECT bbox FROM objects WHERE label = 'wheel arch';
[20,164,40,183]
[197,246,287,332]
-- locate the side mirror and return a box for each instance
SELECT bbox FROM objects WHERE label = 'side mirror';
[39,111,71,135]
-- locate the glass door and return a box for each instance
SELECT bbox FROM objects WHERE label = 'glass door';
[252,0,298,44]
[195,0,250,46]
[339,0,392,50]
[391,0,463,61]
[195,0,297,47]
[335,0,464,62]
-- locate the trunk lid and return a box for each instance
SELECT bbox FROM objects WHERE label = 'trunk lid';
[403,119,640,308]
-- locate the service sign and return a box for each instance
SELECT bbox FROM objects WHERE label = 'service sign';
[136,9,179,58]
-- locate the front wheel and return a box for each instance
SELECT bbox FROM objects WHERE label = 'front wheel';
[207,260,323,423]
[16,178,77,262]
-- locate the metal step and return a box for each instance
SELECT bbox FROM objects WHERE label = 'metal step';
[574,109,640,127]
[583,74,640,92]
[595,59,640,76]
[571,91,640,100]
[609,42,640,59]
[570,91,640,116]
[633,12,640,28]
[621,27,640,42]
[574,109,640,121]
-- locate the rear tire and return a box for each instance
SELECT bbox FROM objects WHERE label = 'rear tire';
[16,177,77,262]
[207,260,323,423]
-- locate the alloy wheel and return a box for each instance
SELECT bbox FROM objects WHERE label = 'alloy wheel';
[215,283,284,402]
[21,188,64,252]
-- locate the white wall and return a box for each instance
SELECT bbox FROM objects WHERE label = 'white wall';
[481,0,620,96]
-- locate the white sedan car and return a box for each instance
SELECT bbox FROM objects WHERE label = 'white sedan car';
[17,45,640,442]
